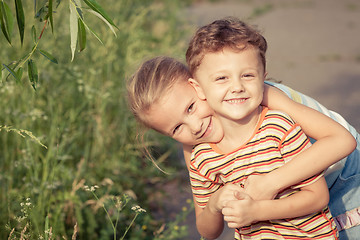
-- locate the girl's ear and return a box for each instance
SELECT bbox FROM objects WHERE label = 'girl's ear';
[188,78,206,100]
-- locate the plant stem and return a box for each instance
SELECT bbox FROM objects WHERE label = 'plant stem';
[120,213,139,240]
[91,192,116,238]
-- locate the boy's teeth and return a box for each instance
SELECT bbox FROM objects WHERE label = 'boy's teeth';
[227,99,245,103]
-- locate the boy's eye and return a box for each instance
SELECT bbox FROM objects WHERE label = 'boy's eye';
[215,76,227,81]
[242,73,255,78]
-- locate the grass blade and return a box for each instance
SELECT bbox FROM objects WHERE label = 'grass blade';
[14,0,25,45]
[45,216,50,239]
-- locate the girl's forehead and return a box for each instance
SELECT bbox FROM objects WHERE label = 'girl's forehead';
[145,81,196,133]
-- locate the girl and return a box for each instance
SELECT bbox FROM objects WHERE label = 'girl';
[127,56,359,239]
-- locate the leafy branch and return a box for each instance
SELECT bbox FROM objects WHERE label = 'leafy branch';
[0,0,117,90]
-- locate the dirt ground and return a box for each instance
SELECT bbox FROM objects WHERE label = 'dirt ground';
[173,0,360,239]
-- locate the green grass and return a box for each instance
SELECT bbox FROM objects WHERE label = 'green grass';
[1,0,192,239]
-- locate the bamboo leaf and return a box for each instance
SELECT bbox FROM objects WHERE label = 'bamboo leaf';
[0,60,2,83]
[83,0,118,29]
[14,0,25,45]
[85,9,117,37]
[80,18,103,44]
[27,59,38,90]
[31,25,36,43]
[38,49,58,64]
[48,0,54,32]
[77,18,86,52]
[69,0,80,61]
[16,67,23,82]
[0,1,14,44]
[3,63,20,82]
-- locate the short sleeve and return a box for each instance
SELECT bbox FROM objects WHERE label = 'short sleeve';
[189,164,223,208]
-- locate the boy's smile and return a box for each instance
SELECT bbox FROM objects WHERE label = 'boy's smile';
[190,47,266,125]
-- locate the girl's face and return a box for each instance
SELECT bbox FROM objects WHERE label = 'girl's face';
[144,80,224,146]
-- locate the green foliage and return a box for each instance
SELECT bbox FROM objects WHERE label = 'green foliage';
[1,0,118,88]
[1,0,192,239]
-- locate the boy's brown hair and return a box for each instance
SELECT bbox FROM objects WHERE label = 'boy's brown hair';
[186,16,268,76]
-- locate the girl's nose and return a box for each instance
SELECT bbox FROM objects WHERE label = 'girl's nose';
[189,118,203,135]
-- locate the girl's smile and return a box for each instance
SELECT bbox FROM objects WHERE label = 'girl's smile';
[144,80,224,146]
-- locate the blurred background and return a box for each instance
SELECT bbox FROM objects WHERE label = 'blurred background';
[1,0,358,239]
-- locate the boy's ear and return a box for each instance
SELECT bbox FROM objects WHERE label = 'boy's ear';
[188,78,206,100]
[263,71,268,80]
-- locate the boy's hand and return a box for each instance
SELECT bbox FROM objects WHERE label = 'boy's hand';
[208,184,244,214]
[244,174,279,200]
[222,191,257,228]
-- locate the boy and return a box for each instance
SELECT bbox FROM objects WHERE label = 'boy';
[186,17,339,239]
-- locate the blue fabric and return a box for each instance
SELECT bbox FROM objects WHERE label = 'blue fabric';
[266,81,360,239]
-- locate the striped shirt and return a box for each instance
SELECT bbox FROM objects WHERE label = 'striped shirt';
[189,108,338,239]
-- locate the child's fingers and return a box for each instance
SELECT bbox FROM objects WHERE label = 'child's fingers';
[223,212,247,228]
[234,191,251,200]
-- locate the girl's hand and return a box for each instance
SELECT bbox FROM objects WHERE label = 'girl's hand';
[244,174,279,200]
[222,191,257,228]
[208,184,244,213]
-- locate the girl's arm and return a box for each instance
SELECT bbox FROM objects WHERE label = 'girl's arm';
[245,85,356,200]
[223,176,330,228]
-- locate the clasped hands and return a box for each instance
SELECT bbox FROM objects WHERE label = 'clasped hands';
[210,174,280,229]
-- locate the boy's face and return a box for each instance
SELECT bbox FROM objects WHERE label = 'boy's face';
[144,80,224,146]
[190,47,266,123]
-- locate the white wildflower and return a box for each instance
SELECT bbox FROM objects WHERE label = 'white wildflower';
[131,205,146,213]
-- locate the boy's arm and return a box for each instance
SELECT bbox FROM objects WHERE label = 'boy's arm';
[193,186,243,239]
[223,176,329,228]
[193,201,224,240]
[183,145,243,239]
[245,85,356,200]
[183,144,224,239]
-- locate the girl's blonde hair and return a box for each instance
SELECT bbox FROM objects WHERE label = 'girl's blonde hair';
[127,56,191,172]
[127,56,191,129]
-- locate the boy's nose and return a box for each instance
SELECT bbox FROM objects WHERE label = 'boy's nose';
[231,79,244,93]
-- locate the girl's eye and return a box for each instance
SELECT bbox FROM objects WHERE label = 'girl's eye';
[187,103,195,113]
[173,124,181,135]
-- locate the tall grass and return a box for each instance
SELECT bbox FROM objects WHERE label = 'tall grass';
[1,0,192,239]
